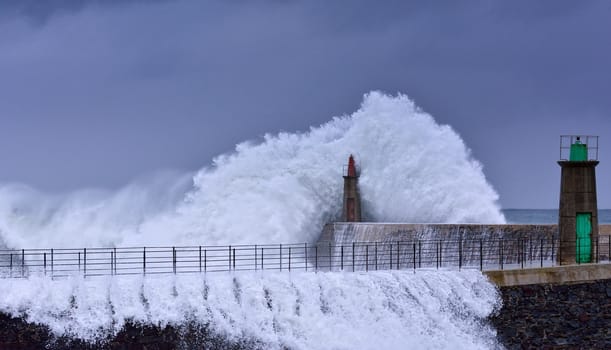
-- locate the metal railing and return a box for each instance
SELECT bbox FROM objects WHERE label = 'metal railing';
[560,135,599,161]
[1,236,609,278]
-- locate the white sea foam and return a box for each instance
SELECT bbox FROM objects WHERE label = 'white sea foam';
[0,270,501,349]
[0,91,504,249]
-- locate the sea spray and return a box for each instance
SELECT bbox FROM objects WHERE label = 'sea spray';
[0,91,504,248]
[0,171,193,248]
[0,270,502,349]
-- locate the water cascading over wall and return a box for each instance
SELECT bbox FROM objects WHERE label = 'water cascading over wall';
[0,270,501,350]
[318,223,560,270]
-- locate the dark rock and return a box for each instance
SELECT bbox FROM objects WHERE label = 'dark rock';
[0,317,256,349]
[489,279,611,349]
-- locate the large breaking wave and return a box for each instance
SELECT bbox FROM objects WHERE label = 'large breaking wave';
[0,91,504,249]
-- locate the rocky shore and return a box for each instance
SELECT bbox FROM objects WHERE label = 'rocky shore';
[490,279,611,349]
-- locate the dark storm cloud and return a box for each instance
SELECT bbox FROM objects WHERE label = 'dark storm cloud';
[0,0,610,208]
[0,0,169,24]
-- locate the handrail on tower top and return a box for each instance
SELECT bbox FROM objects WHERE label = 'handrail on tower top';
[560,135,598,161]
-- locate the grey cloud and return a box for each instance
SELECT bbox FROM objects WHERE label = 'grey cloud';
[0,0,169,24]
[0,0,610,209]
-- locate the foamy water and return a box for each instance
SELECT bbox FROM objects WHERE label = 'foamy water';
[0,270,501,349]
[0,92,504,249]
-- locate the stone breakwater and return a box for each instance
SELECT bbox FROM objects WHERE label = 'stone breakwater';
[490,279,611,349]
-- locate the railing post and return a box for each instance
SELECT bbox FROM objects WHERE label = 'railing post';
[143,247,146,275]
[9,253,13,276]
[304,243,308,272]
[228,245,232,270]
[254,245,257,271]
[499,239,503,270]
[341,245,344,270]
[458,240,462,270]
[397,243,400,269]
[110,251,114,276]
[233,248,236,270]
[51,249,54,277]
[288,247,291,271]
[205,249,207,272]
[540,238,544,267]
[199,246,202,272]
[518,237,524,268]
[21,249,24,278]
[328,242,332,271]
[114,247,117,275]
[352,242,355,272]
[261,247,264,270]
[314,245,318,271]
[173,247,177,274]
[440,240,443,268]
[43,253,47,276]
[479,239,483,271]
[524,238,527,267]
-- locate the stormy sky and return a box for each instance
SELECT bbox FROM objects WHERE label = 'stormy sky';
[0,0,610,209]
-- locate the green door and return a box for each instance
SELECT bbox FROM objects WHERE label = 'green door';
[576,213,591,263]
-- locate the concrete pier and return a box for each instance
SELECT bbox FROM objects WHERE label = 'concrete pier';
[485,263,611,287]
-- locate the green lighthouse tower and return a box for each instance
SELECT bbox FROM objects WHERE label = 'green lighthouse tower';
[558,135,599,264]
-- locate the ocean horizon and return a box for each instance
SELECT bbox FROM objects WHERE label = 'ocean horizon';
[502,209,611,224]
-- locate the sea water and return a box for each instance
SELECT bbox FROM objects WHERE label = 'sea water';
[503,209,611,224]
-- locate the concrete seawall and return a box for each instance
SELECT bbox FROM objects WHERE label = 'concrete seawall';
[319,223,559,242]
[320,223,611,243]
[319,223,611,262]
